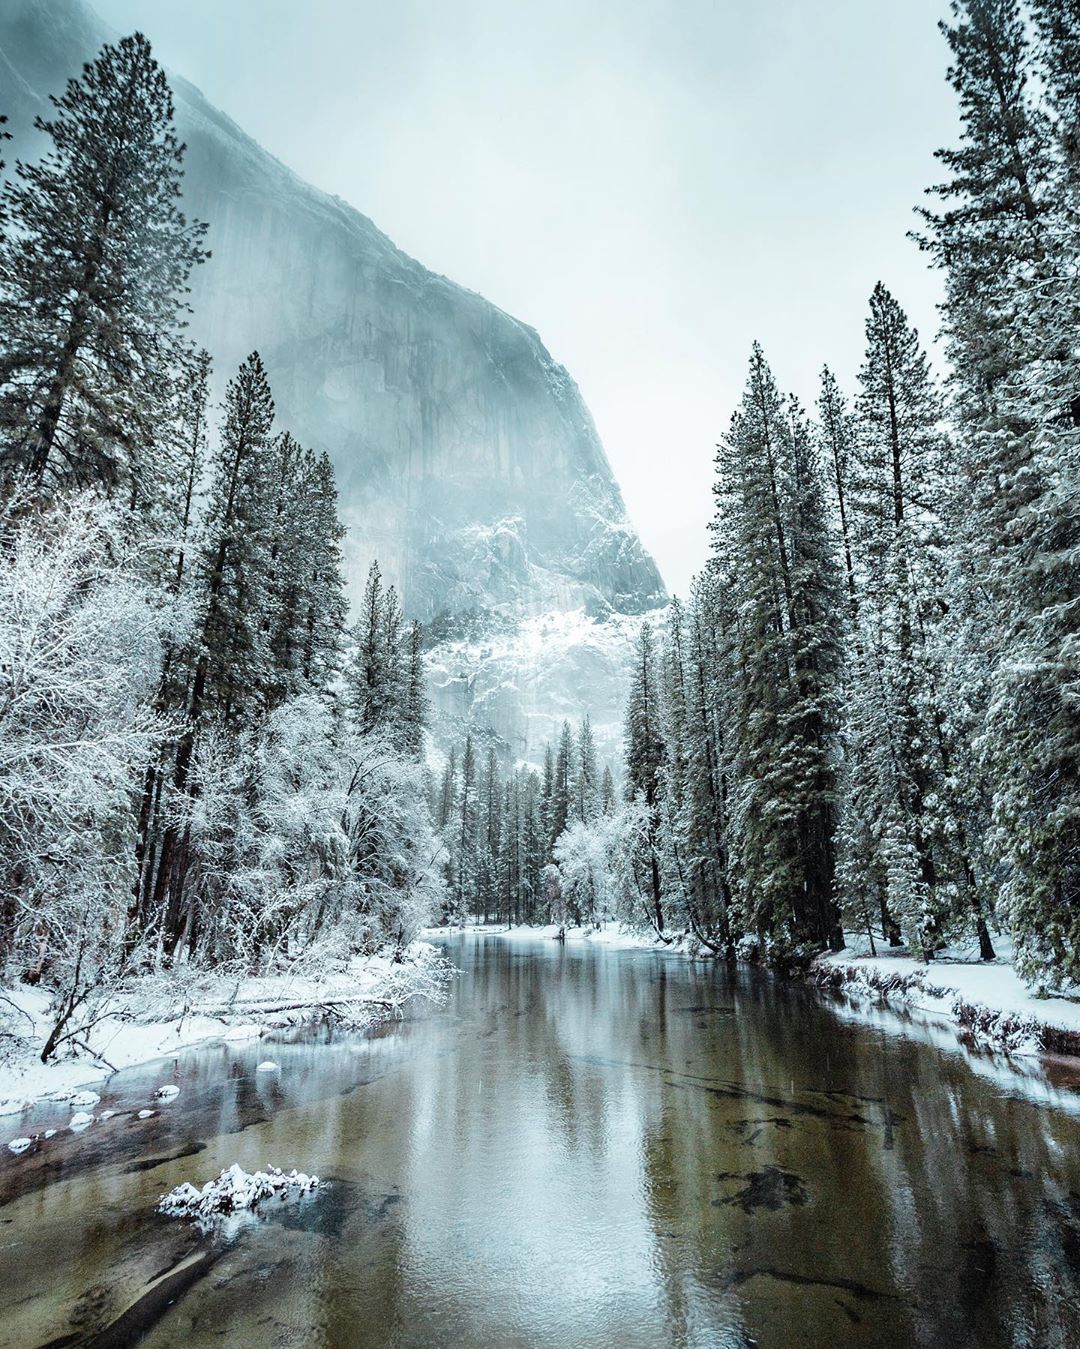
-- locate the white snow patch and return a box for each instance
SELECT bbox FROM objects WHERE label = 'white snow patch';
[137,1109,154,1119]
[70,1091,100,1107]
[154,1084,180,1101]
[98,1109,115,1120]
[68,1111,93,1130]
[815,938,1080,1057]
[7,1137,31,1154]
[0,941,450,1117]
[255,1061,279,1073]
[159,1163,322,1220]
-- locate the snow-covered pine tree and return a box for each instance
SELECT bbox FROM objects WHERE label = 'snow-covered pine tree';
[575,715,599,825]
[919,2,1080,979]
[624,620,666,934]
[601,765,617,815]
[0,34,207,508]
[401,620,428,759]
[550,721,574,847]
[191,352,277,728]
[709,346,841,954]
[454,734,478,922]
[678,570,733,952]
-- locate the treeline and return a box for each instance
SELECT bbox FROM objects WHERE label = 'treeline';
[605,0,1080,987]
[433,717,620,927]
[444,1,1080,992]
[0,34,443,1042]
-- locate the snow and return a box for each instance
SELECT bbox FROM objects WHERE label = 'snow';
[154,1084,180,1101]
[137,1110,154,1119]
[425,922,677,952]
[159,1163,322,1221]
[815,935,1080,1056]
[68,1111,93,1130]
[70,1090,100,1107]
[7,1138,31,1154]
[255,1061,279,1073]
[0,941,450,1118]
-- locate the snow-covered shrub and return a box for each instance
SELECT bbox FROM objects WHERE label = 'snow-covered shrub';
[182,695,445,972]
[0,488,182,1047]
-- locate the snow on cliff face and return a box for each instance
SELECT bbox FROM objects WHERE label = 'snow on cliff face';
[0,0,666,627]
[426,606,668,765]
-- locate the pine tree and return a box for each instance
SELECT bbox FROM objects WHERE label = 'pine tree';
[455,734,478,921]
[192,352,277,728]
[550,721,574,847]
[401,621,428,758]
[0,34,207,505]
[600,765,617,815]
[575,715,599,825]
[709,346,842,952]
[624,621,666,934]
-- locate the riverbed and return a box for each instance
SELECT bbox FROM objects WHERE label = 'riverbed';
[2,932,1080,1347]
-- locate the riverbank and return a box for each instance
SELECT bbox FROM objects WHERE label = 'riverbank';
[423,921,703,954]
[0,941,452,1118]
[812,939,1080,1058]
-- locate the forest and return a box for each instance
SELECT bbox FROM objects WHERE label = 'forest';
[2,0,1080,1082]
[0,35,444,1058]
[433,0,1080,994]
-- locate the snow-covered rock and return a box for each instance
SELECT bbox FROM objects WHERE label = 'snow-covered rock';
[68,1112,93,1131]
[427,605,665,763]
[70,1090,100,1107]
[154,1084,180,1101]
[7,1137,31,1154]
[137,1110,155,1119]
[159,1164,322,1220]
[255,1061,279,1074]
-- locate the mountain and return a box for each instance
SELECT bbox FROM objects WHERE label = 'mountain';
[0,0,665,629]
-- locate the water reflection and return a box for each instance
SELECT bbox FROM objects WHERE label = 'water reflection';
[1,934,1079,1346]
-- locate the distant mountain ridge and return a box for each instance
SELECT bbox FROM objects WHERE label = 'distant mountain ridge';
[0,0,666,626]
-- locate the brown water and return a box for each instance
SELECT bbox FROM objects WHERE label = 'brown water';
[3,933,1080,1347]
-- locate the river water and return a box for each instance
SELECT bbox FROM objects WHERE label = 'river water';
[3,933,1080,1347]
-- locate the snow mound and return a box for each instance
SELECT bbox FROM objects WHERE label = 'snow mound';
[70,1091,100,1107]
[8,1137,31,1154]
[154,1084,180,1101]
[159,1164,322,1220]
[255,1061,279,1073]
[137,1109,154,1119]
[68,1111,93,1130]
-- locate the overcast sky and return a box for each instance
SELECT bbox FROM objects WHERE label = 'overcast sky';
[94,0,957,597]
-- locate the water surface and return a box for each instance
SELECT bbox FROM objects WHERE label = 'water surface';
[3,933,1080,1347]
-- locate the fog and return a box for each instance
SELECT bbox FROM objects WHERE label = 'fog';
[94,0,957,596]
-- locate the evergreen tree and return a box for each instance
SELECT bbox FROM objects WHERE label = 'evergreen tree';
[575,715,599,825]
[709,346,842,952]
[550,721,574,847]
[192,352,277,728]
[624,621,666,934]
[0,34,207,505]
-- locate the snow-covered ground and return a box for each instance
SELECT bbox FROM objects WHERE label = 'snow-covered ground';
[814,935,1080,1057]
[424,921,698,954]
[0,942,452,1117]
[423,922,674,955]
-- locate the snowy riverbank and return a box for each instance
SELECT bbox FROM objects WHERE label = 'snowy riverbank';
[812,938,1080,1058]
[423,922,690,953]
[0,942,452,1117]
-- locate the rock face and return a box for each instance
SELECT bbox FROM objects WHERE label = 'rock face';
[0,0,666,626]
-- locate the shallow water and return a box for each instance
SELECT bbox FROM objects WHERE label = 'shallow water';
[3,934,1080,1347]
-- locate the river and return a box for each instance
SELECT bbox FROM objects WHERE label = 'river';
[2,932,1080,1347]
